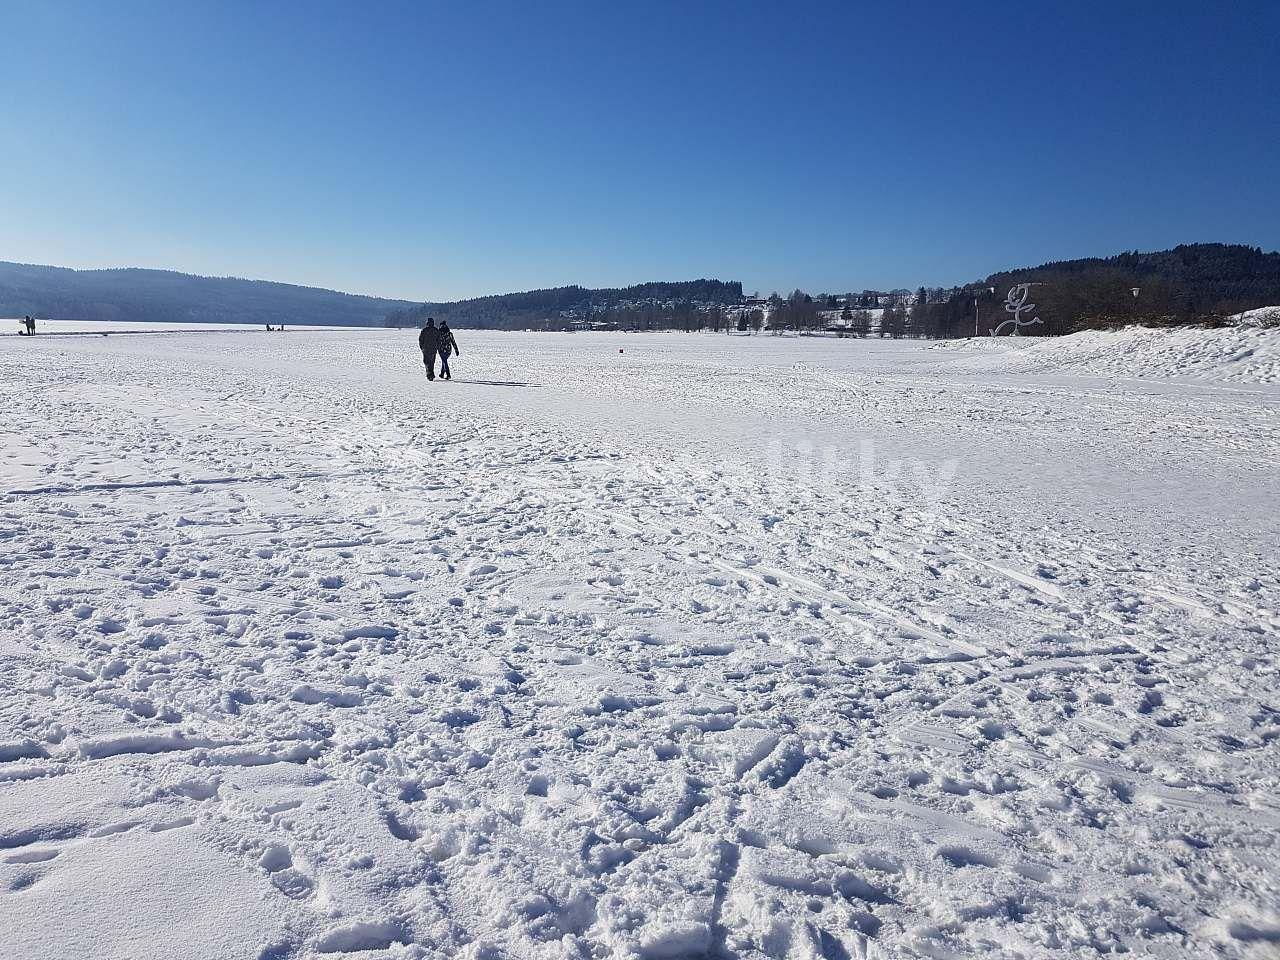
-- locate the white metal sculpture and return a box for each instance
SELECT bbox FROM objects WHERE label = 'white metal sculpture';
[989,283,1044,336]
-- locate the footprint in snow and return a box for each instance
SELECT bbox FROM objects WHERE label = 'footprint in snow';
[937,845,998,869]
[259,844,314,899]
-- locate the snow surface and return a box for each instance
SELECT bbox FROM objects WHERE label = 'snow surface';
[1,328,1278,959]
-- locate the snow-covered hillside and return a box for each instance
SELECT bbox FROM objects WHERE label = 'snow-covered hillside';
[1,330,1277,959]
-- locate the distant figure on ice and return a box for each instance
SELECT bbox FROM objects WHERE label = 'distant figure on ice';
[437,321,460,381]
[418,317,440,380]
[22,315,35,336]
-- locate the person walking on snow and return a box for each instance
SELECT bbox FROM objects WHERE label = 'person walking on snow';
[24,315,35,336]
[436,321,460,380]
[418,317,441,380]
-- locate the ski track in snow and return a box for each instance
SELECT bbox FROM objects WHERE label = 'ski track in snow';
[0,329,1278,959]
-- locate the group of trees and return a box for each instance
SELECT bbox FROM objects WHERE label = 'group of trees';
[910,288,1000,338]
[766,290,822,331]
[581,300,734,332]
[766,288,954,338]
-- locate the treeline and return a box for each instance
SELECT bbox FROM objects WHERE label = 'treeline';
[0,261,415,326]
[9,242,1274,336]
[385,280,743,329]
[388,244,1280,338]
[585,300,736,332]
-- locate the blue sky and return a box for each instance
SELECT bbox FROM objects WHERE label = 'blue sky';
[2,1,1277,302]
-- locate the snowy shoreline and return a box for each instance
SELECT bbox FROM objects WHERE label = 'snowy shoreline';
[6,315,1280,387]
[2,319,367,336]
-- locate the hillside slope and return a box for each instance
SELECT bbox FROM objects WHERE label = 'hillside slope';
[0,261,416,327]
[386,279,744,330]
[983,243,1280,332]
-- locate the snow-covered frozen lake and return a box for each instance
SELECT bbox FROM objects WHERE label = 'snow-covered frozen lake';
[1,328,1278,958]
[3,318,354,335]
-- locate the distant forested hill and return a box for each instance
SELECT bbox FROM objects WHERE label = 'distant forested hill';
[385,280,744,329]
[984,243,1280,333]
[0,261,416,326]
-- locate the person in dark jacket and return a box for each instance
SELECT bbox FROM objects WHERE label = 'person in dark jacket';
[24,315,35,336]
[436,322,460,380]
[417,318,440,380]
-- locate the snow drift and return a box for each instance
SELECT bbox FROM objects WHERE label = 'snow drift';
[934,311,1280,383]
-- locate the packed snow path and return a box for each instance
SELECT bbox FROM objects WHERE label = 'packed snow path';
[1,329,1277,959]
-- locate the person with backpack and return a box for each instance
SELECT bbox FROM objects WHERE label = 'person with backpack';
[418,317,441,380]
[437,321,460,380]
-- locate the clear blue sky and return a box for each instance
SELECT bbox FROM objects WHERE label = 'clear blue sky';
[2,1,1277,302]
